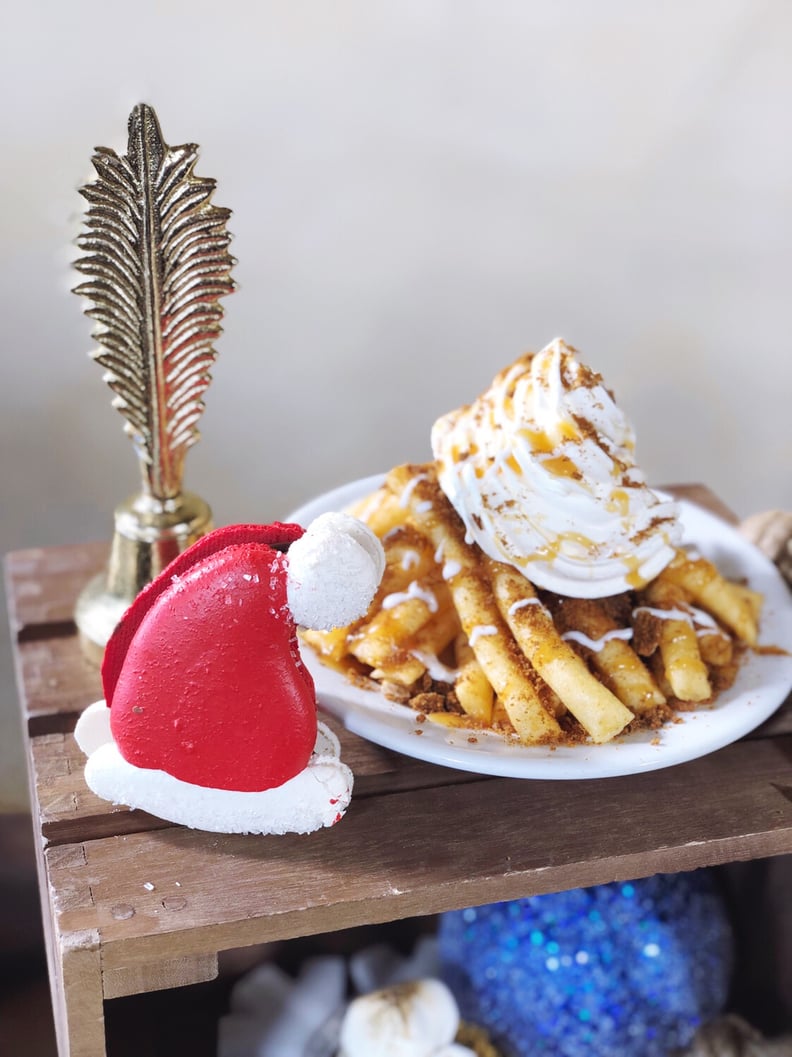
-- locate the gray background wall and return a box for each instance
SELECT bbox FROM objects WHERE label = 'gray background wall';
[2,1,791,808]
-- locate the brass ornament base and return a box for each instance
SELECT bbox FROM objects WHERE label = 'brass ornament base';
[75,491,213,664]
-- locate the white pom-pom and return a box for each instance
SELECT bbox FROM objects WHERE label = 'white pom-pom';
[287,512,385,630]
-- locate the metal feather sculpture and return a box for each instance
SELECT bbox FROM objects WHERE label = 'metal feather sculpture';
[75,102,234,496]
[73,104,235,659]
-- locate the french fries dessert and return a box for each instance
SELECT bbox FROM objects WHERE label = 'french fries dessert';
[304,340,763,746]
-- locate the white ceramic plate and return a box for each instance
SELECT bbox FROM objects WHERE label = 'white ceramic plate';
[289,476,792,779]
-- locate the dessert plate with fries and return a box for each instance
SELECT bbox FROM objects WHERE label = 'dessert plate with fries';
[290,476,792,779]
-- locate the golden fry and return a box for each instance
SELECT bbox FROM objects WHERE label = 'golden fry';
[347,487,405,538]
[657,618,712,702]
[662,551,761,646]
[380,526,436,585]
[349,573,448,670]
[371,600,460,687]
[453,632,495,724]
[551,596,666,714]
[638,573,712,702]
[386,463,562,743]
[301,624,351,664]
[697,630,733,668]
[491,697,516,733]
[486,559,634,743]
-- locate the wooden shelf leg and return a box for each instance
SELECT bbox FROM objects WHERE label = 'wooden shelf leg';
[51,928,106,1057]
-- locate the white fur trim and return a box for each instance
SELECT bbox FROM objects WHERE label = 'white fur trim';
[312,722,341,758]
[80,719,353,835]
[73,699,113,755]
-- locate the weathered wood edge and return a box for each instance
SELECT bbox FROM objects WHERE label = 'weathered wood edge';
[46,733,792,969]
[4,540,107,641]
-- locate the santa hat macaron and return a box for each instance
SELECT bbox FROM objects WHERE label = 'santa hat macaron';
[74,513,384,835]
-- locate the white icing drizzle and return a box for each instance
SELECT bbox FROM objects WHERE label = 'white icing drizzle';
[684,606,727,635]
[398,474,428,508]
[409,650,459,683]
[414,499,433,514]
[469,624,499,645]
[633,605,728,639]
[562,627,634,652]
[442,559,462,581]
[507,596,544,617]
[382,581,439,613]
[434,539,446,563]
[634,604,694,624]
[400,549,421,571]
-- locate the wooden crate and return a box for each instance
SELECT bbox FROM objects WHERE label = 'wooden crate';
[6,485,792,1057]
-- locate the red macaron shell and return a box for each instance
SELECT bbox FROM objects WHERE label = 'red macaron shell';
[108,541,317,792]
[102,522,306,708]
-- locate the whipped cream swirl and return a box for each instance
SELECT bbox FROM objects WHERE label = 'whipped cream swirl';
[431,339,681,598]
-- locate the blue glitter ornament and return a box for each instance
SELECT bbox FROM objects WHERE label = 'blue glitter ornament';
[438,871,733,1057]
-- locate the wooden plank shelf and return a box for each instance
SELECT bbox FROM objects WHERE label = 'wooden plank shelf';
[6,485,792,1057]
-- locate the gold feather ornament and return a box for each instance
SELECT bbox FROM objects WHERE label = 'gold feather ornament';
[73,104,235,660]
